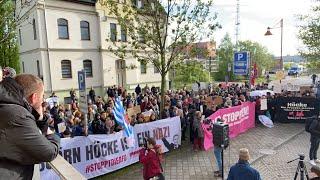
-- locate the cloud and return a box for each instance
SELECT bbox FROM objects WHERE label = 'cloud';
[212,0,315,55]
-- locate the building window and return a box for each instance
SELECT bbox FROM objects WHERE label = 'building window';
[33,19,37,40]
[132,0,137,7]
[22,62,25,73]
[154,65,160,73]
[83,60,93,77]
[138,32,145,43]
[80,21,90,40]
[121,27,127,42]
[140,62,146,74]
[110,23,117,42]
[57,18,69,39]
[116,60,125,69]
[61,60,72,78]
[132,0,143,8]
[19,29,22,45]
[36,60,40,77]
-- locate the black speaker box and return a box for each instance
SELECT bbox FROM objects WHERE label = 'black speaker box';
[213,122,229,149]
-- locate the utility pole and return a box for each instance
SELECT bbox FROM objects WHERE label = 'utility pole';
[209,56,212,81]
[235,0,240,50]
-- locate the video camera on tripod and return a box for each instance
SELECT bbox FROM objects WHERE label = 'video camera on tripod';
[287,154,309,180]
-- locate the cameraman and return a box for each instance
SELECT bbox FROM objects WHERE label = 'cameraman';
[308,116,320,165]
[139,137,164,180]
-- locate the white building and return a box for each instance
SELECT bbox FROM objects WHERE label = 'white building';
[16,0,162,99]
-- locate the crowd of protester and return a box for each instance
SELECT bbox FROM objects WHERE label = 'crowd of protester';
[43,80,317,141]
[43,83,258,139]
[2,66,320,180]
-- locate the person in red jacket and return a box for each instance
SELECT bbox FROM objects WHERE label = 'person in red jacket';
[139,137,164,180]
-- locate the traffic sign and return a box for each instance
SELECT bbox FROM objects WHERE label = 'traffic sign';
[233,52,250,75]
[78,71,86,91]
[78,70,87,114]
[276,70,285,80]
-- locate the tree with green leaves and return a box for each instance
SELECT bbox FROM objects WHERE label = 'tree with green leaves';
[298,5,320,71]
[215,34,234,81]
[298,5,320,58]
[238,40,274,76]
[0,0,20,73]
[215,34,274,81]
[284,62,293,71]
[101,0,219,117]
[173,60,210,89]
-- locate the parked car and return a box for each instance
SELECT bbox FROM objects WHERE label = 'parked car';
[288,67,302,76]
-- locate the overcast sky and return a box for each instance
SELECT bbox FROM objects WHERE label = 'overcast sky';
[211,0,316,56]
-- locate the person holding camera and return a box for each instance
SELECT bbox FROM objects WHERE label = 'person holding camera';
[139,137,164,180]
[307,116,320,165]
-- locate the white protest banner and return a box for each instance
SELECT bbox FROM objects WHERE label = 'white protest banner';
[273,83,282,94]
[260,99,268,110]
[46,97,59,109]
[57,123,66,134]
[287,83,300,92]
[192,83,199,92]
[200,82,208,90]
[40,117,181,179]
[200,105,203,113]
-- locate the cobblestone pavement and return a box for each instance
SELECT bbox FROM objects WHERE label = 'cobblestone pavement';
[253,131,315,179]
[97,123,307,180]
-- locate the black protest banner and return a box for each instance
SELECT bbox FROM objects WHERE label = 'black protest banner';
[274,97,319,123]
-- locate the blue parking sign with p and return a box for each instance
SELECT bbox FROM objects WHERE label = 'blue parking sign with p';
[78,71,86,91]
[234,52,250,75]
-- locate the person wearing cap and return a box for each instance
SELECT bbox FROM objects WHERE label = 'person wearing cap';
[227,148,261,180]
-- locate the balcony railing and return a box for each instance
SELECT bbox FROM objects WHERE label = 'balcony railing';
[36,155,86,180]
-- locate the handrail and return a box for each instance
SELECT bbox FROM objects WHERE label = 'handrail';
[48,155,86,180]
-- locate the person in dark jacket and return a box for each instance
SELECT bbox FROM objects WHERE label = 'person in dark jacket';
[92,114,108,134]
[312,74,318,85]
[135,84,142,95]
[309,117,320,165]
[0,74,60,179]
[89,86,96,103]
[227,148,261,180]
[70,88,76,103]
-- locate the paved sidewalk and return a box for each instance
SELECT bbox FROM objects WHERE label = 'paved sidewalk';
[96,123,305,180]
[253,131,315,179]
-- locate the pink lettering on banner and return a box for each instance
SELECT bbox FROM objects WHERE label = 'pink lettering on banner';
[202,102,256,150]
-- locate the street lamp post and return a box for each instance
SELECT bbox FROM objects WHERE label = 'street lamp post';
[265,18,283,70]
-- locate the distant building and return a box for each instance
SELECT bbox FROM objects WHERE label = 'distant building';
[273,55,306,71]
[275,55,306,63]
[16,0,163,98]
[184,41,218,73]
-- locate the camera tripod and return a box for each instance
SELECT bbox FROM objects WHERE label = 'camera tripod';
[287,154,309,180]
